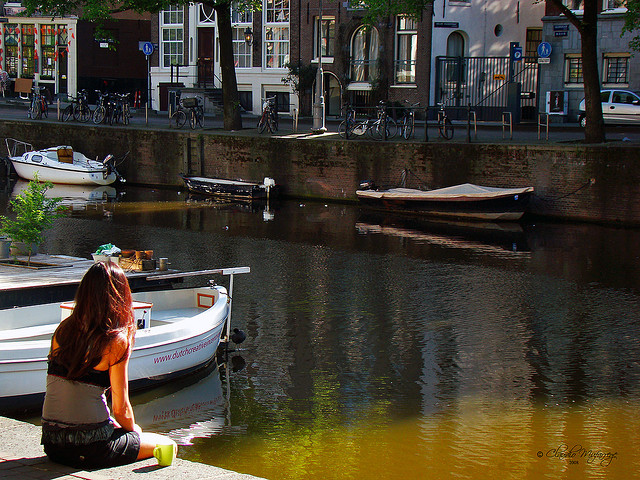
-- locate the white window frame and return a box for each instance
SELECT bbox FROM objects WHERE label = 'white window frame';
[313,16,335,60]
[161,6,184,68]
[232,2,253,68]
[602,0,627,11]
[264,0,289,70]
[564,54,583,85]
[350,25,380,83]
[394,16,417,84]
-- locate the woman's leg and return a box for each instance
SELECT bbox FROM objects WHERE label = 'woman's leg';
[137,431,177,460]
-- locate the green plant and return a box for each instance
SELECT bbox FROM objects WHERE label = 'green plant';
[282,61,318,116]
[0,175,66,264]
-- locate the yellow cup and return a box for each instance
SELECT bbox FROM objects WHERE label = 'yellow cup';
[153,443,177,467]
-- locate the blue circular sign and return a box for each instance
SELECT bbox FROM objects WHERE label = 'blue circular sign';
[537,42,552,58]
[142,42,154,56]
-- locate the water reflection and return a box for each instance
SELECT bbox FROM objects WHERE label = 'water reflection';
[3,180,640,479]
[11,178,118,211]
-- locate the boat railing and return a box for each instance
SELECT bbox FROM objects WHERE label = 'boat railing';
[5,138,33,158]
[147,267,250,344]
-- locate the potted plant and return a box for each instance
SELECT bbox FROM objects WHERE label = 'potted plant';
[0,175,66,265]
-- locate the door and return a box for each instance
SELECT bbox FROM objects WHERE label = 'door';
[198,27,215,86]
[57,47,68,95]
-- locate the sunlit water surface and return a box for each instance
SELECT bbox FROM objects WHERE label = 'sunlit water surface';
[3,180,640,480]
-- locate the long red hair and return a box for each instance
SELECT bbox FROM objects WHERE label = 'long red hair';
[51,261,135,379]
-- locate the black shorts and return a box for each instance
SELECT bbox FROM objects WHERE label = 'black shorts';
[44,428,140,469]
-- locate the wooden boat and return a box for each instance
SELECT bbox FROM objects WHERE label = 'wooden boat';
[181,175,276,202]
[0,267,249,414]
[356,182,534,221]
[4,138,121,185]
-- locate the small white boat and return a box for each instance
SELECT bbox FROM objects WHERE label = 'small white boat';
[4,138,121,185]
[181,175,276,202]
[0,267,249,414]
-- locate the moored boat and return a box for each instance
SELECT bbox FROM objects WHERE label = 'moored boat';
[181,175,276,202]
[0,267,249,414]
[4,138,122,185]
[356,182,534,221]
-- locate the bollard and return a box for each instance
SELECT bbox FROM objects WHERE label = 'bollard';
[293,108,299,132]
[57,99,60,121]
[424,107,429,142]
[145,103,148,126]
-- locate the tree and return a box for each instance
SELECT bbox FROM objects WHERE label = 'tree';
[622,0,640,51]
[23,0,261,131]
[282,61,317,116]
[546,0,605,143]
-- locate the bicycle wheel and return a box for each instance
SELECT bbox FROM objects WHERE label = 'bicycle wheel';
[79,105,91,123]
[338,121,347,138]
[123,105,130,125]
[385,117,397,139]
[189,110,197,130]
[368,121,384,141]
[266,114,276,134]
[93,106,105,124]
[440,117,454,140]
[257,115,267,133]
[62,105,74,122]
[171,110,187,129]
[402,115,414,140]
[41,101,48,119]
[271,112,278,132]
[196,106,204,128]
[73,104,82,121]
[31,100,42,120]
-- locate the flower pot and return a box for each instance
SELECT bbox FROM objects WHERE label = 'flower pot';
[10,241,39,257]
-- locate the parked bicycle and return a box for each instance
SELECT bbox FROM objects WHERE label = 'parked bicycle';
[62,90,91,123]
[436,102,454,140]
[257,97,278,134]
[27,86,48,120]
[338,101,397,140]
[399,101,420,140]
[170,96,204,129]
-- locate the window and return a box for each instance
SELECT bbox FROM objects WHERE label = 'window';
[395,16,417,83]
[445,31,465,83]
[161,6,184,67]
[562,0,584,9]
[565,55,583,84]
[41,24,56,79]
[4,23,18,77]
[350,26,379,82]
[232,2,253,23]
[603,55,629,84]
[612,91,637,103]
[525,28,542,60]
[22,24,35,78]
[233,27,252,68]
[603,0,626,9]
[265,26,289,68]
[314,17,335,58]
[265,90,289,112]
[266,0,289,23]
[238,91,253,111]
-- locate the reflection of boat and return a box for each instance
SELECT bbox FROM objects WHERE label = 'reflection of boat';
[356,182,534,221]
[181,175,276,202]
[356,213,531,255]
[12,179,117,208]
[0,268,249,414]
[4,138,121,185]
[132,364,227,445]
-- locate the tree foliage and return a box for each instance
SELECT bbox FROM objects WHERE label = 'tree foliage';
[282,61,317,115]
[623,0,640,51]
[348,0,433,23]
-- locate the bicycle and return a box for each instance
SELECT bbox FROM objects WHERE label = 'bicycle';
[257,97,278,134]
[62,90,91,123]
[92,91,108,124]
[400,101,420,140]
[370,101,397,141]
[436,102,454,140]
[187,97,204,129]
[170,96,204,129]
[27,86,48,120]
[338,105,357,139]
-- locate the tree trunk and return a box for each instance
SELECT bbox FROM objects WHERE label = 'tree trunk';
[581,1,605,143]
[213,2,243,130]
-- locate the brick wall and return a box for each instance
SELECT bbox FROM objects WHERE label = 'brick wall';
[2,121,640,225]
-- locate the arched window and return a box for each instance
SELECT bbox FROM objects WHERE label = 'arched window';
[445,31,465,85]
[446,32,464,58]
[350,26,379,83]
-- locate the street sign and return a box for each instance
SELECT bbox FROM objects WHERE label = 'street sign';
[512,46,523,62]
[538,57,551,64]
[142,42,154,56]
[537,42,552,58]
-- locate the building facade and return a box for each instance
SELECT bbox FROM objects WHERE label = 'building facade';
[539,0,633,122]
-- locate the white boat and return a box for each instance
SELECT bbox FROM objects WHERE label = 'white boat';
[0,267,249,414]
[4,138,121,185]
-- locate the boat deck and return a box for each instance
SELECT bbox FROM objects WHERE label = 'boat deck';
[0,254,179,309]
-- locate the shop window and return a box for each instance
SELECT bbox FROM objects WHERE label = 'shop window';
[22,24,35,78]
[4,23,19,77]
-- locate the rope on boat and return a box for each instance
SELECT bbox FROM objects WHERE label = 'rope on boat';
[534,178,595,202]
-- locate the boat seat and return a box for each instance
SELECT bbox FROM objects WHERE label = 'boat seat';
[0,323,57,342]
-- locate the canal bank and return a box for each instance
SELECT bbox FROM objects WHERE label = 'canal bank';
[1,119,640,225]
[0,416,264,479]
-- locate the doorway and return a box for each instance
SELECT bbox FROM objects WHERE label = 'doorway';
[198,27,215,87]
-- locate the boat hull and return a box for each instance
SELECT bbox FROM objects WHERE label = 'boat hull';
[356,184,534,221]
[0,286,229,414]
[10,157,117,185]
[182,175,273,201]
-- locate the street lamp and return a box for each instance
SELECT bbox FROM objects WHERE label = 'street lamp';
[312,0,326,133]
[244,27,253,46]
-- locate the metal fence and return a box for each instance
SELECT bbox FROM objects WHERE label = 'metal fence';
[435,56,540,122]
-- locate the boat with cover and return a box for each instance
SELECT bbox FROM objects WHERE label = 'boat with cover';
[181,175,276,202]
[4,138,123,185]
[0,267,249,414]
[356,182,534,221]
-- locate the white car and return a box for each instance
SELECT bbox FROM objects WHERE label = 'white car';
[578,89,640,127]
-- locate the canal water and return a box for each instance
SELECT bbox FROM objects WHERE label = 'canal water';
[2,180,640,479]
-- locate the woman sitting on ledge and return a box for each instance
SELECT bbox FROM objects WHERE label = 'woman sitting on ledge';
[41,261,176,468]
